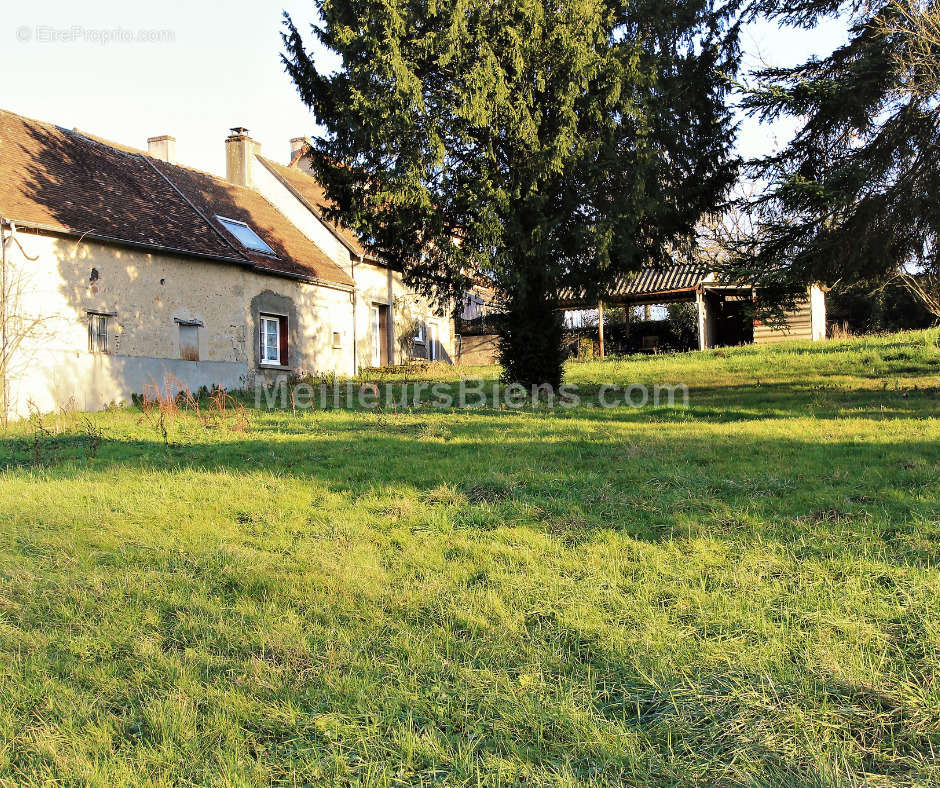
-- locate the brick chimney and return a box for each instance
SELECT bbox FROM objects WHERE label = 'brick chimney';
[289,136,308,162]
[225,127,261,187]
[147,135,176,163]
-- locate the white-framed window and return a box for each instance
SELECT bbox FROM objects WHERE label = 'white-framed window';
[216,215,277,256]
[260,314,284,366]
[332,330,343,349]
[87,312,111,354]
[414,321,426,345]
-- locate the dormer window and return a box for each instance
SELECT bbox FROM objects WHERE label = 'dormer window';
[216,215,276,255]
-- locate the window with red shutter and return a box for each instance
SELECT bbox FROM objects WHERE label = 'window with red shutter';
[259,314,289,367]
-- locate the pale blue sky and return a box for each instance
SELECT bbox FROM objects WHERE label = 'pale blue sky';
[2,1,847,176]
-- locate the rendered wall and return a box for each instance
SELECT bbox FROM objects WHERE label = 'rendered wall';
[353,260,454,368]
[3,230,355,418]
[251,161,354,279]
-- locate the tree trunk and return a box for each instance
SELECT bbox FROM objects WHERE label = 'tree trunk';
[496,267,564,389]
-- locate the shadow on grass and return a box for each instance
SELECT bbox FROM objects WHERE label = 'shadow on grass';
[553,659,939,783]
[1,407,937,562]
[0,418,937,783]
[552,382,939,424]
[212,380,939,436]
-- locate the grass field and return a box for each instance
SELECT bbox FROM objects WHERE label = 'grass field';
[0,330,938,786]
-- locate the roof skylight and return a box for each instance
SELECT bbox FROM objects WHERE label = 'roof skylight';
[216,215,276,255]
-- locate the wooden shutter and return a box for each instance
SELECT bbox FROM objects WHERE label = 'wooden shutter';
[279,315,289,367]
[179,324,199,361]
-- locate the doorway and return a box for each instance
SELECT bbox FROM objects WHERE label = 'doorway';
[427,321,439,361]
[711,295,753,347]
[371,304,390,367]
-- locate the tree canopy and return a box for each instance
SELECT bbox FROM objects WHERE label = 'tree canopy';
[283,0,741,385]
[728,0,940,318]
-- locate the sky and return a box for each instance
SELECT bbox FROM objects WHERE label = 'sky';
[2,1,848,176]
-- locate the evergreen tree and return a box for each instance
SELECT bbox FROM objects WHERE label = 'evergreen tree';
[283,0,740,386]
[729,0,940,320]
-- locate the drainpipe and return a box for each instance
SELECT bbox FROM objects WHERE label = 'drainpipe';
[351,255,359,373]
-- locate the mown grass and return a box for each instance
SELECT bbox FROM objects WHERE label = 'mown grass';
[0,330,938,786]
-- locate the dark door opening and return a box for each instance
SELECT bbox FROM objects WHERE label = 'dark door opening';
[712,297,753,347]
[371,303,390,366]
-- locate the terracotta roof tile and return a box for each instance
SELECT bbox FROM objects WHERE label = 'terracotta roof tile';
[149,159,353,286]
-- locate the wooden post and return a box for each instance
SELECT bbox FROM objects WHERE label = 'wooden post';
[696,288,707,350]
[597,301,605,359]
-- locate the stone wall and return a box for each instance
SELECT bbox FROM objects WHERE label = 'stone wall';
[4,230,354,417]
[456,334,500,366]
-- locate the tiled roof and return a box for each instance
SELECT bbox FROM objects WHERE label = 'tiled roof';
[560,265,708,306]
[259,154,366,257]
[0,108,353,288]
[150,159,353,285]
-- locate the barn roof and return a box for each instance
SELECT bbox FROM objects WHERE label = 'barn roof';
[559,265,710,307]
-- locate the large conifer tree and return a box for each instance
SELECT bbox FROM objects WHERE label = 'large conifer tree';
[730,0,940,318]
[283,0,739,386]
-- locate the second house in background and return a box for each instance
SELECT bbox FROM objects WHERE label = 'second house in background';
[232,130,454,371]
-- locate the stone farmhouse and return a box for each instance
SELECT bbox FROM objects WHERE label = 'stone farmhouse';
[0,109,453,419]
